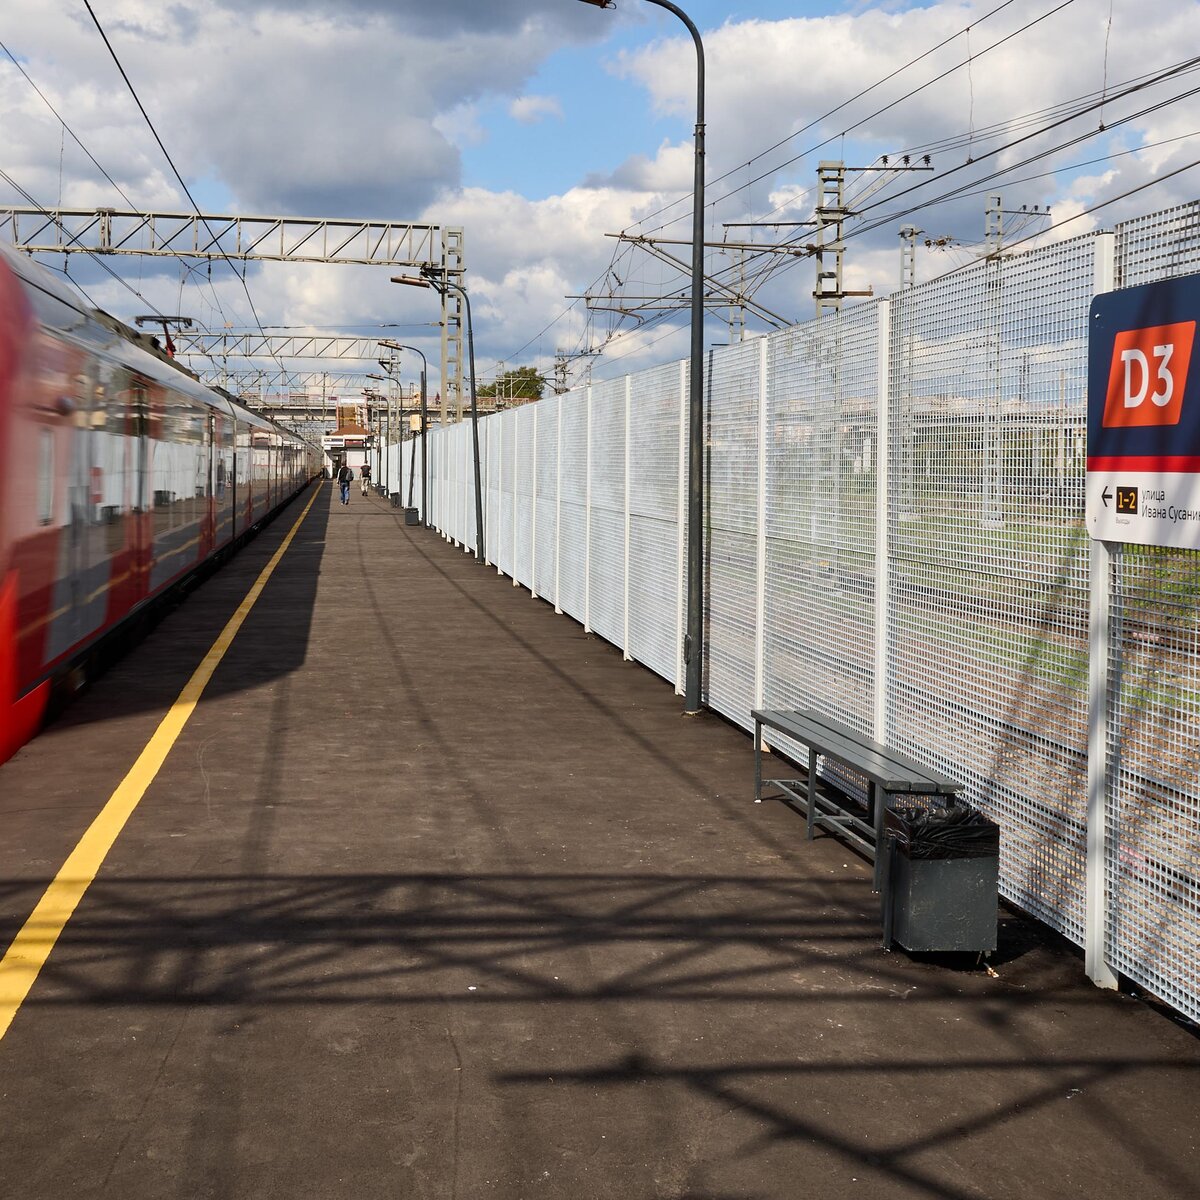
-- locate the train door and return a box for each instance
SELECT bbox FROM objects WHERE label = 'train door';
[133,379,150,599]
[205,412,216,555]
[73,363,108,647]
[229,414,239,539]
[60,368,94,654]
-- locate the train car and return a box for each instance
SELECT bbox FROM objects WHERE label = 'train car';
[0,242,321,765]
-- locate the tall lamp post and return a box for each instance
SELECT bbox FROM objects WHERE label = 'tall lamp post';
[367,371,393,495]
[577,0,706,713]
[391,271,485,564]
[381,340,429,525]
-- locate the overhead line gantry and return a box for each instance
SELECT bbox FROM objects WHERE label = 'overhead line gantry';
[0,206,465,425]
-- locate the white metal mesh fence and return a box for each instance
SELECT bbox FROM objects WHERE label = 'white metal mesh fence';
[415,197,1200,1023]
[515,405,535,587]
[1105,204,1200,1023]
[764,307,878,733]
[704,340,762,729]
[588,378,627,651]
[888,234,1096,945]
[628,363,683,687]
[534,399,559,603]
[558,392,588,625]
[497,410,516,578]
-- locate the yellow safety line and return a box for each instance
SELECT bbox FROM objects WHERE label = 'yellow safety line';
[0,485,321,1043]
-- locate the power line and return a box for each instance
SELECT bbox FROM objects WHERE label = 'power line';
[82,0,296,390]
[849,71,1200,238]
[633,0,1075,241]
[0,35,235,330]
[509,2,1029,365]
[696,57,1200,304]
[0,165,165,315]
[625,0,1026,237]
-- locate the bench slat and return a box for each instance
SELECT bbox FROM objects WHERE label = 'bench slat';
[753,707,960,795]
[754,710,928,791]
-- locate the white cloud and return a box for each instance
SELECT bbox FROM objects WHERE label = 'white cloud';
[508,95,563,125]
[2,0,1198,388]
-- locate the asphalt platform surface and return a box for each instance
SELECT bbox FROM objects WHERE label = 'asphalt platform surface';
[0,480,1197,1200]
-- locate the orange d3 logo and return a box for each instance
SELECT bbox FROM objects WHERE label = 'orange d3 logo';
[1102,321,1196,428]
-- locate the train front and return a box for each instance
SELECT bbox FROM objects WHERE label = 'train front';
[0,246,47,763]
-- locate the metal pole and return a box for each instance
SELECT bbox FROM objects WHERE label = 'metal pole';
[440,282,484,563]
[465,289,485,563]
[420,369,428,525]
[408,401,419,509]
[646,0,705,713]
[388,279,481,559]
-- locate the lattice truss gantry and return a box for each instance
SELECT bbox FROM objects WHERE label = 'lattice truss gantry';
[0,206,464,419]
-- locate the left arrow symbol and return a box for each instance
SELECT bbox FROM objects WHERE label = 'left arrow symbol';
[1102,487,1113,508]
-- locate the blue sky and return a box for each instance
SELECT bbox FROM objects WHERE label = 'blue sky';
[2,1,1197,390]
[462,1,885,199]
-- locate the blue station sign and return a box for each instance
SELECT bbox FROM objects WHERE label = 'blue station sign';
[1087,271,1200,547]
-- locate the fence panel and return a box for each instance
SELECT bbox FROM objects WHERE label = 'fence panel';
[763,307,878,737]
[588,377,627,651]
[888,234,1096,943]
[628,362,684,685]
[496,410,516,577]
[703,341,762,729]
[1105,204,1200,1023]
[558,390,588,625]
[534,399,559,603]
[515,405,535,588]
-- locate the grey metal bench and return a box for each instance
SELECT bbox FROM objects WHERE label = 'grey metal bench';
[752,707,962,889]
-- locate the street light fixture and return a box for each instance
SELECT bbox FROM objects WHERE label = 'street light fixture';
[576,0,706,714]
[391,272,485,564]
[380,340,429,525]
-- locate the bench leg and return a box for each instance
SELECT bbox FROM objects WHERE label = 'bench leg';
[871,782,884,891]
[754,719,762,803]
[806,747,818,840]
[880,834,895,948]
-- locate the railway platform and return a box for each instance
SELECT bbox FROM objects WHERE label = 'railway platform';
[0,479,1197,1199]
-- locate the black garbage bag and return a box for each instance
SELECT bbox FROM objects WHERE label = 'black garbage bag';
[885,800,999,860]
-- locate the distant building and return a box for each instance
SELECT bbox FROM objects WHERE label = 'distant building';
[321,398,374,470]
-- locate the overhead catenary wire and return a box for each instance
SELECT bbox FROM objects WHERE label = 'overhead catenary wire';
[503,7,1197,373]
[502,1,1028,370]
[81,0,297,394]
[624,0,1027,237]
[0,165,167,315]
[633,0,1076,241]
[677,57,1200,304]
[0,36,236,335]
[578,0,1086,358]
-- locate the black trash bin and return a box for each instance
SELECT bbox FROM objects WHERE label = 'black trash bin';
[404,507,420,526]
[390,492,401,508]
[881,801,999,953]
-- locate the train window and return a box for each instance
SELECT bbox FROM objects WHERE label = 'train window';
[38,429,54,525]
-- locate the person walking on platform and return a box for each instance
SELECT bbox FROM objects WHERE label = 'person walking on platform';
[360,461,372,497]
[336,460,353,505]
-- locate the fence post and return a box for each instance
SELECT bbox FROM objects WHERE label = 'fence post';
[874,299,892,744]
[584,385,593,635]
[753,336,769,716]
[513,413,520,584]
[530,405,539,599]
[445,433,452,542]
[623,375,633,659]
[675,359,687,695]
[555,395,563,615]
[1087,230,1120,990]
[497,417,506,574]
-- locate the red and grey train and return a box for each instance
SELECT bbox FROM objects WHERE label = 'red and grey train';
[0,242,321,764]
